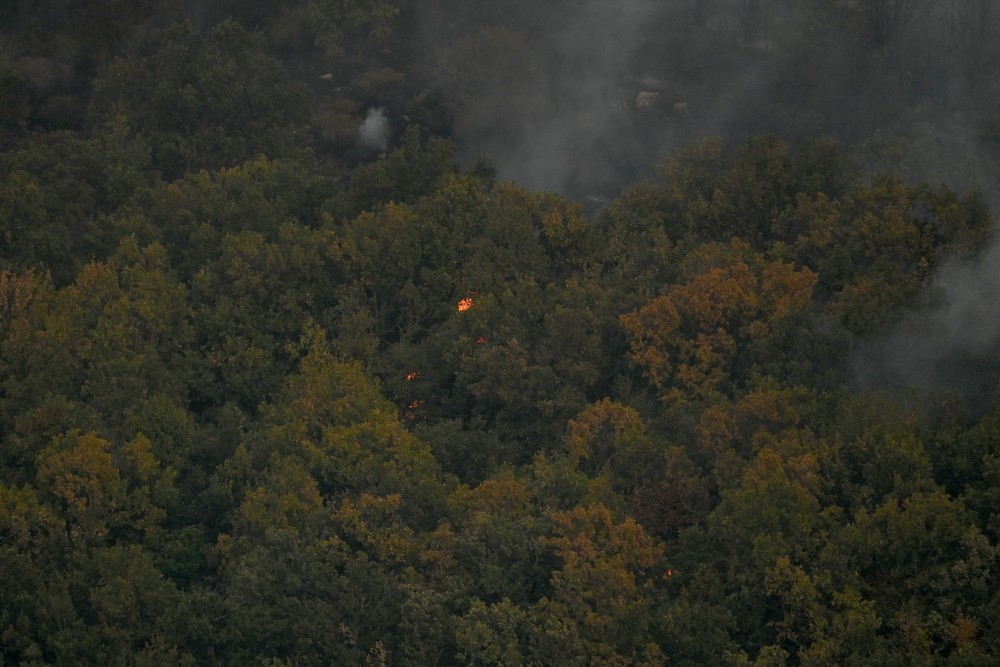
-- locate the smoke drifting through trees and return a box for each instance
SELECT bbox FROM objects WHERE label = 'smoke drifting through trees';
[417,0,1000,394]
[4,4,1000,664]
[856,227,1000,395]
[416,0,1000,200]
[416,0,664,197]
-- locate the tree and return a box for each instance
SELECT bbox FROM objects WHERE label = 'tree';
[597,182,681,303]
[88,19,307,179]
[446,472,547,606]
[331,127,457,219]
[269,0,400,59]
[620,241,817,404]
[0,55,30,140]
[427,27,542,155]
[836,491,995,622]
[565,399,656,492]
[0,128,153,284]
[0,240,194,477]
[35,430,170,545]
[531,503,666,665]
[261,325,449,526]
[454,597,531,667]
[0,482,72,665]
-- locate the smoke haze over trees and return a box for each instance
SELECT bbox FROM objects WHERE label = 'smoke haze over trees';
[1,1,1000,665]
[417,0,1000,201]
[415,0,1000,390]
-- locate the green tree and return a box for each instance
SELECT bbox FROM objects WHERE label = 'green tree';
[89,19,307,179]
[0,240,194,476]
[0,127,153,284]
[260,326,449,525]
[565,399,657,493]
[446,472,547,605]
[530,503,666,665]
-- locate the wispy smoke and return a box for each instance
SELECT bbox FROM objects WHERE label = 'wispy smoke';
[417,1,1000,398]
[855,235,1000,391]
[417,0,667,199]
[417,0,1000,204]
[358,107,390,151]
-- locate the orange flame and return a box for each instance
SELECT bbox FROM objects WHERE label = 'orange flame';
[457,297,474,312]
[406,372,420,381]
[476,337,488,344]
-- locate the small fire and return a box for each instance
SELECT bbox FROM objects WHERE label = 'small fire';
[475,337,488,344]
[408,399,427,410]
[406,372,420,381]
[662,569,677,580]
[457,297,474,312]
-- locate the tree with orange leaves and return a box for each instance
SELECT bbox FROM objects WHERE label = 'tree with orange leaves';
[621,240,817,404]
[531,503,667,666]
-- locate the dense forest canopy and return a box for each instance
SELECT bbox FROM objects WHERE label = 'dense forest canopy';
[1,1,999,665]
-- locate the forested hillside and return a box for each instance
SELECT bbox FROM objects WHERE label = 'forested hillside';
[1,1,999,665]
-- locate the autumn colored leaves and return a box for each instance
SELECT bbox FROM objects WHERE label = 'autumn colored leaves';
[621,240,817,404]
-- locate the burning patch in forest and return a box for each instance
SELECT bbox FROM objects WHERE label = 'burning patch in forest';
[404,398,428,421]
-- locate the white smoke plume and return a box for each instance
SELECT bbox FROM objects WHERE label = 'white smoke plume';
[855,233,1000,392]
[358,107,391,151]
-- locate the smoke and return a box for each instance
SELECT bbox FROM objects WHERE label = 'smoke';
[414,1,798,197]
[358,107,391,151]
[846,3,1000,395]
[415,0,1000,204]
[416,0,670,199]
[416,0,822,198]
[415,1,1000,396]
[854,233,1000,392]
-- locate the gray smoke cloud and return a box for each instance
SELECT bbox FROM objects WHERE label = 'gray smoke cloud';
[417,0,1000,396]
[416,0,1000,204]
[416,0,674,199]
[358,107,391,151]
[854,234,1000,392]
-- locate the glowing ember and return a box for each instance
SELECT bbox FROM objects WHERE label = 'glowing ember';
[476,337,488,344]
[408,399,427,410]
[457,297,474,312]
[406,372,420,381]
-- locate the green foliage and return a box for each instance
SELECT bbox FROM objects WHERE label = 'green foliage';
[0,55,30,139]
[330,126,457,218]
[1,5,999,662]
[0,128,154,284]
[89,19,307,179]
[531,502,666,666]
